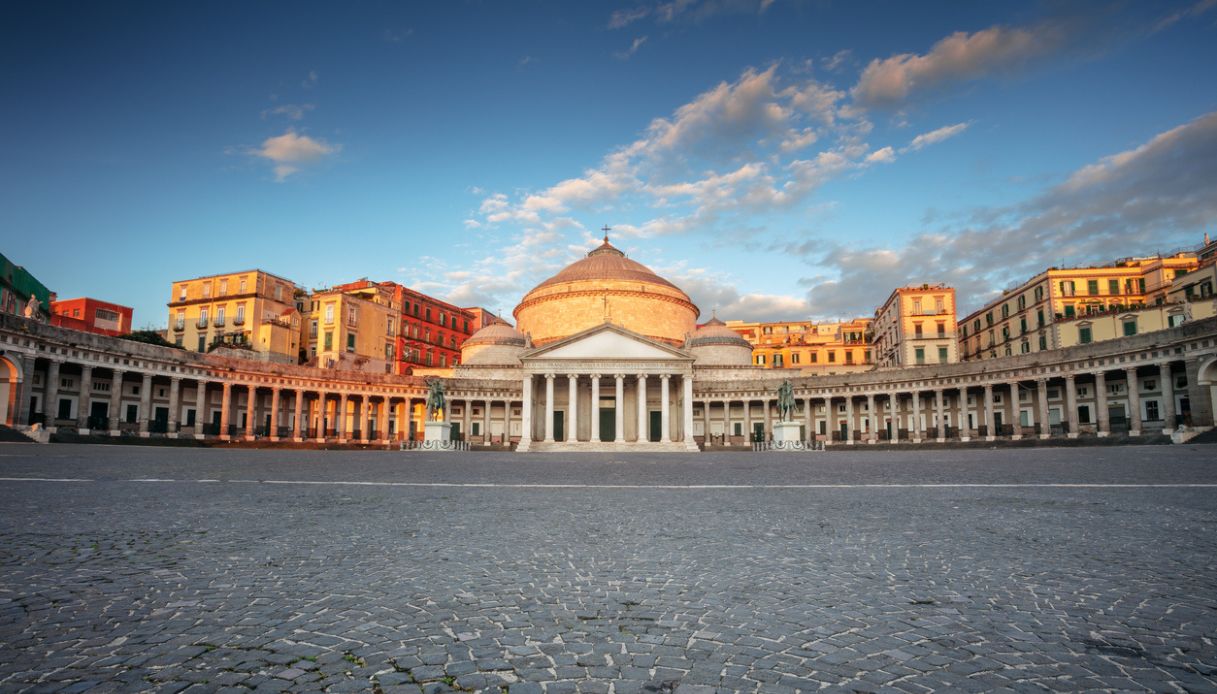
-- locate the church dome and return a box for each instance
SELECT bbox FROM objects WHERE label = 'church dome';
[687,317,753,365]
[513,236,699,347]
[461,320,527,365]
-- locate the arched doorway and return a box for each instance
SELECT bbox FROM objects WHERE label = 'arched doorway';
[0,355,24,427]
[1196,357,1217,429]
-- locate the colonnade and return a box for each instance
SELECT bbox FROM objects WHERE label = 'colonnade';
[519,371,695,446]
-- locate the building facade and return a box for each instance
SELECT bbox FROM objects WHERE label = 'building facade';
[5,240,1216,450]
[872,284,958,368]
[303,280,398,374]
[725,318,873,372]
[167,270,303,363]
[50,297,133,336]
[959,253,1199,361]
[391,284,476,374]
[0,252,52,318]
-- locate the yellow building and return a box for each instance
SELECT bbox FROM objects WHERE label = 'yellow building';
[872,284,958,368]
[303,280,399,374]
[724,318,873,372]
[168,270,302,364]
[959,253,1199,361]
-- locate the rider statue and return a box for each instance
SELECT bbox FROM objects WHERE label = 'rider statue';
[777,379,796,423]
[425,378,446,421]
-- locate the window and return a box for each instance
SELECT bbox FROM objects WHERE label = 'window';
[215,306,225,326]
[828,351,836,363]
[935,297,944,313]
[236,304,245,324]
[1122,319,1137,336]
[199,308,209,326]
[1079,326,1092,344]
[1087,279,1099,295]
[197,335,206,352]
[426,307,432,322]
[1001,304,1009,319]
[845,351,854,364]
[346,334,356,352]
[440,354,447,367]
[324,331,333,350]
[324,304,334,324]
[1108,279,1119,295]
[175,311,185,330]
[914,323,923,338]
[219,279,228,295]
[202,282,211,298]
[986,312,994,327]
[810,352,818,363]
[1017,295,1025,311]
[1019,317,1027,334]
[915,347,925,365]
[1138,278,1146,293]
[756,355,765,365]
[1168,313,1185,327]
[791,352,800,364]
[309,319,318,337]
[1021,341,1030,354]
[387,317,395,336]
[239,277,248,293]
[440,313,447,327]
[1145,400,1160,421]
[1064,304,1075,318]
[773,354,783,367]
[1061,280,1075,296]
[938,346,948,362]
[274,285,283,301]
[178,285,187,301]
[1078,405,1091,424]
[347,307,358,325]
[1038,335,1047,350]
[1034,286,1044,302]
[912,298,922,314]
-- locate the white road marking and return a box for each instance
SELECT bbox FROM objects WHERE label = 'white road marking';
[0,478,1215,489]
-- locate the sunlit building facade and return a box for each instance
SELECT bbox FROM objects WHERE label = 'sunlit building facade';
[724,318,872,372]
[303,280,399,374]
[167,270,302,363]
[872,285,958,368]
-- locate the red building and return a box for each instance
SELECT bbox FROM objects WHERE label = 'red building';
[391,284,477,374]
[50,297,133,336]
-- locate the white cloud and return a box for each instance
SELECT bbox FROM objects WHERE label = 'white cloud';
[261,103,315,121]
[864,146,896,164]
[615,36,649,60]
[253,130,340,181]
[1154,0,1217,32]
[905,122,971,151]
[852,23,1065,107]
[302,70,319,89]
[608,5,651,28]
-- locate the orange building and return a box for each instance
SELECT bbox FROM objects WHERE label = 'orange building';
[50,297,133,336]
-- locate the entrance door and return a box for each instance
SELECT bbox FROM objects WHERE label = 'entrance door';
[451,422,461,441]
[993,411,1003,434]
[648,411,661,442]
[57,398,72,422]
[599,408,614,441]
[752,422,764,442]
[153,407,169,433]
[264,414,273,436]
[552,411,564,442]
[89,401,108,429]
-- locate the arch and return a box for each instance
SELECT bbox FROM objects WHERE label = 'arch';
[0,354,25,427]
[1197,357,1217,429]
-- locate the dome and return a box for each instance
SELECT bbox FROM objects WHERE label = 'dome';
[514,237,699,347]
[461,320,527,366]
[687,317,754,366]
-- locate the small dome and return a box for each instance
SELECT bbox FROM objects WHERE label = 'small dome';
[687,317,752,349]
[463,320,526,348]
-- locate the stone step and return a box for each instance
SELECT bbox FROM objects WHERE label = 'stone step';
[523,440,698,453]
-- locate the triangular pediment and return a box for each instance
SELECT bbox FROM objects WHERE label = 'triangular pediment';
[523,323,691,361]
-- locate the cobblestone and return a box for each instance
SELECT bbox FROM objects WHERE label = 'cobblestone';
[0,443,1215,692]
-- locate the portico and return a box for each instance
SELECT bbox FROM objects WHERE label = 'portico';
[516,323,698,452]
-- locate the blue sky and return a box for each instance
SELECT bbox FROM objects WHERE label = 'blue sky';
[2,0,1216,328]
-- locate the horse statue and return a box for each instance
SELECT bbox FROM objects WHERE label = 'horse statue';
[777,379,796,423]
[425,378,446,421]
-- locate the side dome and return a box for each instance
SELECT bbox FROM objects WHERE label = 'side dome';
[687,317,753,366]
[461,321,527,365]
[513,237,699,346]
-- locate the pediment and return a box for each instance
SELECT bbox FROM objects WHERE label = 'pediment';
[524,323,691,361]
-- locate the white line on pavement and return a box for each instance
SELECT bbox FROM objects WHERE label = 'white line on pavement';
[1,478,1216,489]
[0,477,92,482]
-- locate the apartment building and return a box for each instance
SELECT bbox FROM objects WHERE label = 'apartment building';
[872,284,958,368]
[724,318,873,372]
[167,270,302,363]
[303,280,398,374]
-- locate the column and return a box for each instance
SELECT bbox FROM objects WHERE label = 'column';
[762,398,771,443]
[544,373,555,442]
[957,387,969,441]
[244,385,256,440]
[889,394,900,443]
[682,375,695,446]
[590,375,601,442]
[43,360,61,429]
[1064,375,1079,438]
[1126,368,1142,436]
[167,377,181,437]
[1095,372,1110,437]
[614,374,625,443]
[138,373,152,437]
[194,380,208,439]
[11,356,36,427]
[743,399,752,442]
[866,394,877,443]
[983,384,995,441]
[1036,379,1050,439]
[483,399,491,445]
[461,397,471,443]
[660,374,671,442]
[637,374,648,442]
[380,398,391,443]
[724,399,732,443]
[337,393,348,442]
[398,398,408,442]
[805,397,814,444]
[1160,363,1177,434]
[219,381,232,440]
[269,387,281,441]
[78,365,93,431]
[701,395,711,446]
[1005,382,1019,439]
[317,393,329,442]
[911,391,921,443]
[293,390,304,441]
[934,389,945,442]
[568,375,578,443]
[521,375,533,447]
[108,369,125,433]
[360,396,371,442]
[844,397,855,445]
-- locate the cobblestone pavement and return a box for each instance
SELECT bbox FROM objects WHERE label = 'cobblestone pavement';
[1,444,1216,693]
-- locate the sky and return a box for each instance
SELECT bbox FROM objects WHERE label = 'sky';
[2,0,1216,329]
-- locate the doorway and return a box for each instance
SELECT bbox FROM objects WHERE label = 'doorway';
[552,411,564,442]
[599,408,614,441]
[648,411,661,442]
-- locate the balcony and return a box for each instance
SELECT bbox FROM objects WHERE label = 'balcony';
[213,318,226,328]
[233,317,245,326]
[173,321,185,332]
[196,318,208,329]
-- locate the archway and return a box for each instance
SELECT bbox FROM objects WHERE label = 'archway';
[0,355,24,427]
[1196,357,1217,429]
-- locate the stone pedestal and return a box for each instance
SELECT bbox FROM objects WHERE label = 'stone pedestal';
[425,421,451,443]
[773,421,802,444]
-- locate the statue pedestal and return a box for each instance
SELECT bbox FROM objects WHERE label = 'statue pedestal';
[424,421,451,443]
[773,421,802,444]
